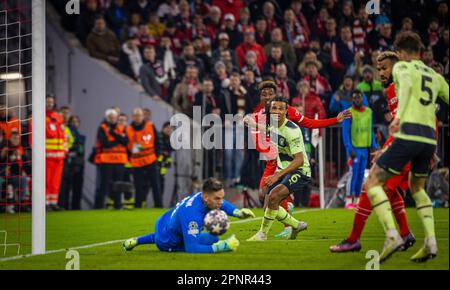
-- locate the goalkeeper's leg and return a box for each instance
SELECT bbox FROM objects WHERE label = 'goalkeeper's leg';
[122,233,155,251]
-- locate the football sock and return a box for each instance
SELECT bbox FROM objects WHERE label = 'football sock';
[137,233,155,245]
[348,190,371,243]
[280,198,289,212]
[389,189,411,237]
[276,206,300,229]
[413,189,435,238]
[367,186,396,232]
[280,196,293,228]
[260,207,278,234]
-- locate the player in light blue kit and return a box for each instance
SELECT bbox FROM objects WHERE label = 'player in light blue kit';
[122,178,255,253]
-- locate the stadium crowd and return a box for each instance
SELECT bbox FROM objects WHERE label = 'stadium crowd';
[1,0,448,211]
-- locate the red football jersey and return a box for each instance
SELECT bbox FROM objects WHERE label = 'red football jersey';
[249,105,339,159]
[386,82,398,118]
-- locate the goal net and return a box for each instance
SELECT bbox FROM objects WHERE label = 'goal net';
[0,0,44,258]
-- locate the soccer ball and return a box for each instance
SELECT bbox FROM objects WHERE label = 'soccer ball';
[203,209,230,236]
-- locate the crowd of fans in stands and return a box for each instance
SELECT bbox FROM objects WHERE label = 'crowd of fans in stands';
[50,0,448,125]
[35,0,450,207]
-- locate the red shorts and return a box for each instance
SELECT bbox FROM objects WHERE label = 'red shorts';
[259,160,277,189]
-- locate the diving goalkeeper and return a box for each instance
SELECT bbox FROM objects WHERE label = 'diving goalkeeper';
[122,178,255,253]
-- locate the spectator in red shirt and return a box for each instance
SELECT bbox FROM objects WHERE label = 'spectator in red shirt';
[186,14,215,47]
[352,6,373,55]
[136,24,157,47]
[425,17,441,47]
[212,0,244,23]
[1,132,31,212]
[303,60,332,100]
[283,8,309,53]
[237,8,252,33]
[274,63,297,101]
[262,1,280,31]
[312,6,329,36]
[0,106,21,141]
[290,0,310,37]
[236,26,266,71]
[291,80,327,120]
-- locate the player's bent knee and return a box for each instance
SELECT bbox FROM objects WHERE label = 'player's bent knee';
[258,189,265,204]
[267,191,281,207]
[366,167,385,189]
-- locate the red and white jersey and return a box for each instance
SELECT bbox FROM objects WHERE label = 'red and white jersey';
[383,82,438,149]
[386,82,398,119]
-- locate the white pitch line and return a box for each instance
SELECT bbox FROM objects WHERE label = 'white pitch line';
[0,208,321,263]
[0,239,125,262]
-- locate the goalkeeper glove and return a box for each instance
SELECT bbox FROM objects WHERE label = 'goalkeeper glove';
[233,208,256,219]
[212,234,240,253]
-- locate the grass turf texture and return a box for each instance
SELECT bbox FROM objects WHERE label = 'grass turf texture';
[0,208,448,270]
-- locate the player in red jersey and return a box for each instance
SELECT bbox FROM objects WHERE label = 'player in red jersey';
[330,51,416,253]
[245,80,351,238]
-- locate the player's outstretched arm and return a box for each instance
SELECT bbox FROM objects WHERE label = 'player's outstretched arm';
[221,199,255,219]
[182,226,216,253]
[288,106,351,129]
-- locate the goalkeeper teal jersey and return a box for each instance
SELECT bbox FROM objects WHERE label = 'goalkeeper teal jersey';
[393,59,449,145]
[270,119,311,177]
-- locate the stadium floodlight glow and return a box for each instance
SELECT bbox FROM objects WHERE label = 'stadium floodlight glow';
[0,73,23,80]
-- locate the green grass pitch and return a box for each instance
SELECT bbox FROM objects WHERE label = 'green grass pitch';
[0,208,448,270]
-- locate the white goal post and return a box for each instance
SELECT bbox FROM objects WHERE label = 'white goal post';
[31,0,45,255]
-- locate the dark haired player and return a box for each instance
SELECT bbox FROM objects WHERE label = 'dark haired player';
[122,178,255,253]
[330,51,416,253]
[365,32,448,263]
[247,97,311,241]
[245,80,351,238]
